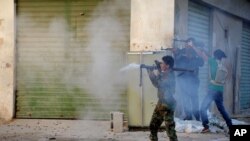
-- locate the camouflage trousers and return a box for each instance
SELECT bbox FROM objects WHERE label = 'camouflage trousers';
[149,102,178,141]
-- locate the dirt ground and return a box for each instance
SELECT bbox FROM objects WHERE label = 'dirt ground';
[0,119,230,141]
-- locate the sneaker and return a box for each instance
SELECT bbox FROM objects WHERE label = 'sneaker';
[201,127,210,133]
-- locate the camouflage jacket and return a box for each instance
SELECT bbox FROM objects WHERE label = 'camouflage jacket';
[147,69,176,109]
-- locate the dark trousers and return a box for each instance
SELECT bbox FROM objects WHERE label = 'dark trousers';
[178,77,200,120]
[200,89,232,128]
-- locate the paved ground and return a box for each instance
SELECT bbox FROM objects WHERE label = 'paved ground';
[0,119,229,141]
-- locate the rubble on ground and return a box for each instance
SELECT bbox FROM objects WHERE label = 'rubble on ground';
[175,111,249,133]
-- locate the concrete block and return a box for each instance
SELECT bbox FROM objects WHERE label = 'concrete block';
[110,112,124,133]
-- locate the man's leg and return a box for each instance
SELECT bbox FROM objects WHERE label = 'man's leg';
[178,79,192,120]
[164,109,178,141]
[149,104,164,141]
[175,79,184,118]
[190,80,200,121]
[181,80,192,120]
[214,91,232,128]
[191,91,200,121]
[200,89,214,131]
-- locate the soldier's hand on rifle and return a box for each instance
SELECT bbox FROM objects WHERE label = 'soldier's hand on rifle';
[171,47,177,53]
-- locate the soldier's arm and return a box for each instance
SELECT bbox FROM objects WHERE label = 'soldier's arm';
[192,45,208,62]
[147,69,159,88]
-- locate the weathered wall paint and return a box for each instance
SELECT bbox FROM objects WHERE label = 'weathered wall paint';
[0,0,15,121]
[203,0,250,20]
[174,0,188,41]
[130,0,175,51]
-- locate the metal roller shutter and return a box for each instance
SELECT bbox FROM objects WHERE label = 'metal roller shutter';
[240,22,250,111]
[16,0,130,119]
[187,1,211,101]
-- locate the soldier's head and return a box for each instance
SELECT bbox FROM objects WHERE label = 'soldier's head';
[185,37,195,47]
[161,56,174,71]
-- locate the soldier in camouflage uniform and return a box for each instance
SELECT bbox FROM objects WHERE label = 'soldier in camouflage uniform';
[144,56,178,141]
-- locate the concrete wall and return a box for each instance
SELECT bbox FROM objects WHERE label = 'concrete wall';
[130,0,175,51]
[174,0,189,40]
[0,0,15,121]
[203,0,250,20]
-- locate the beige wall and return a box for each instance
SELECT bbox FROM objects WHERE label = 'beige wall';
[0,0,15,121]
[130,0,175,51]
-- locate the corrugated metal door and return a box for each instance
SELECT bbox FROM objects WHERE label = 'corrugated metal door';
[187,1,211,101]
[16,0,130,119]
[240,22,250,111]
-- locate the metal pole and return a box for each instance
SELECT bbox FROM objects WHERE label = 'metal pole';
[139,67,142,87]
[139,52,144,127]
[233,46,240,114]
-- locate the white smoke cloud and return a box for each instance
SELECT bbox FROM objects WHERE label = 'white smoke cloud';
[16,0,130,119]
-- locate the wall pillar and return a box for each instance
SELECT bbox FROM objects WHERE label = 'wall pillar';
[130,0,175,51]
[0,0,15,121]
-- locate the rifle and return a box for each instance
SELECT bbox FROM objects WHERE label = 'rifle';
[139,60,194,86]
[140,60,194,72]
[172,67,194,72]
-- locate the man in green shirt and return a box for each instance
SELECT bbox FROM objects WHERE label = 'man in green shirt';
[200,49,232,133]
